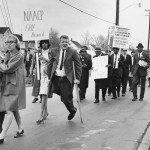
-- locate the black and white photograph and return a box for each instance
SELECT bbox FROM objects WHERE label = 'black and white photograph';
[0,0,150,149]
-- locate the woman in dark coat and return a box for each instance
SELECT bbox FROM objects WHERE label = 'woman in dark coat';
[0,34,26,144]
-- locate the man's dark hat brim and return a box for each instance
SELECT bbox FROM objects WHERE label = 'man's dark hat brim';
[113,47,119,50]
[136,43,144,48]
[81,46,88,51]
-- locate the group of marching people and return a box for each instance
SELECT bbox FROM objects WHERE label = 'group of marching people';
[78,43,150,103]
[0,33,150,145]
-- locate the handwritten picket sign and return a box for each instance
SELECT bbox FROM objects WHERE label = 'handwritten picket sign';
[91,55,108,79]
[112,26,130,49]
[22,10,49,41]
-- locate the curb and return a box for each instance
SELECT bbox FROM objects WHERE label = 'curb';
[137,122,150,150]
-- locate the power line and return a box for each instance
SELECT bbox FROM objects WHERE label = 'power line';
[59,0,115,24]
[0,4,7,26]
[1,0,11,29]
[5,0,14,33]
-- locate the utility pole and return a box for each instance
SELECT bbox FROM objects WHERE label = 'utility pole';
[116,0,120,25]
[145,10,150,53]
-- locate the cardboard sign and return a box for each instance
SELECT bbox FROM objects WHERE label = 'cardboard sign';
[22,10,49,41]
[113,26,130,49]
[91,55,108,79]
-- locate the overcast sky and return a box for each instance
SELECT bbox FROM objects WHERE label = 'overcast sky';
[0,0,150,48]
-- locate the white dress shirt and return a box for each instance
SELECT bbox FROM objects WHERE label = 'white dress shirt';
[55,49,66,77]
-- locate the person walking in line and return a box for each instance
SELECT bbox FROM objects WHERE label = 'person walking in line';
[128,50,135,91]
[47,35,82,121]
[132,43,150,101]
[36,40,51,124]
[121,49,132,96]
[0,34,26,144]
[79,46,92,101]
[108,47,124,99]
[93,47,110,103]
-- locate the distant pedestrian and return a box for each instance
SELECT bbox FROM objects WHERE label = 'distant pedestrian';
[132,43,150,101]
[128,50,135,91]
[79,46,92,101]
[108,47,124,99]
[0,34,26,144]
[121,49,132,96]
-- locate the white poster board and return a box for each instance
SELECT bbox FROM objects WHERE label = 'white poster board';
[91,55,108,79]
[113,26,130,49]
[22,10,49,41]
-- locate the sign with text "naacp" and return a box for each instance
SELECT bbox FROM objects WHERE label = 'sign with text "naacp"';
[22,10,49,41]
[113,26,130,49]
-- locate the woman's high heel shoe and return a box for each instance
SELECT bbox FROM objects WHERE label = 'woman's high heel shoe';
[14,129,24,138]
[0,138,4,144]
[36,119,44,125]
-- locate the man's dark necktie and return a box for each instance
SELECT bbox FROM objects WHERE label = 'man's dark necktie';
[138,53,140,60]
[60,49,65,70]
[114,54,117,68]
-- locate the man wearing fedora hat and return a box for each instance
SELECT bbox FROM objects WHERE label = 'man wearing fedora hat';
[132,43,150,101]
[78,46,92,101]
[108,47,124,99]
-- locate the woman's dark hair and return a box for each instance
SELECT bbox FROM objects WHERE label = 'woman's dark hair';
[39,40,50,48]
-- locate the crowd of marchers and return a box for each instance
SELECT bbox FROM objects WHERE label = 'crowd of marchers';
[0,34,150,145]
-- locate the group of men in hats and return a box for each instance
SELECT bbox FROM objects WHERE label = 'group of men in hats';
[78,42,150,103]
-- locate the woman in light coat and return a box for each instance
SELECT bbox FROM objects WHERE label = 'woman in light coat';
[0,34,26,144]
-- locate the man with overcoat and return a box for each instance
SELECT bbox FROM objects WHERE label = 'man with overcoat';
[132,43,150,101]
[47,35,82,120]
[79,46,92,101]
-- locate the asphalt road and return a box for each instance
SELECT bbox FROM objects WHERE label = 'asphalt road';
[1,78,150,150]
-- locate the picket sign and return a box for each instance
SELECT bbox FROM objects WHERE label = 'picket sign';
[22,9,49,80]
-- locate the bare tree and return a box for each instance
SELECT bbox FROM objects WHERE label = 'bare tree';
[49,27,60,48]
[80,32,92,46]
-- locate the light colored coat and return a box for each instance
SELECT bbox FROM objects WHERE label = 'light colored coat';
[0,52,26,111]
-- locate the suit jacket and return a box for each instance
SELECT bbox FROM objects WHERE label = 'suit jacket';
[108,53,124,78]
[123,54,132,76]
[79,52,92,88]
[132,51,150,76]
[47,47,82,88]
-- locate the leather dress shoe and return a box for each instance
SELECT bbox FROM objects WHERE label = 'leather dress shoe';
[94,99,99,103]
[14,129,24,138]
[68,108,77,120]
[132,97,137,101]
[32,98,38,103]
[0,138,4,144]
[112,96,117,99]
[139,98,143,101]
[122,93,126,96]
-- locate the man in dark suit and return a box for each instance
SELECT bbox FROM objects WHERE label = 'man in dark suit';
[129,50,135,91]
[47,35,82,120]
[93,47,109,103]
[79,46,92,101]
[132,43,150,101]
[108,47,124,99]
[121,49,132,96]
